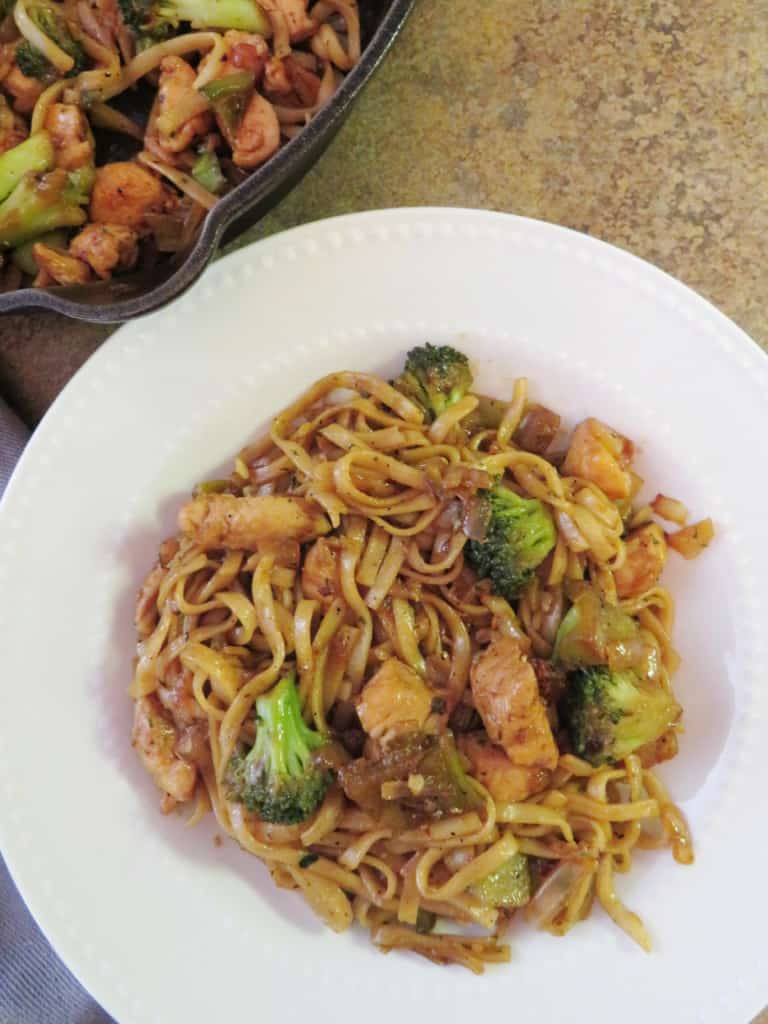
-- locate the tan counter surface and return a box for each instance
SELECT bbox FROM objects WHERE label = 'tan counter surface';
[0,0,765,424]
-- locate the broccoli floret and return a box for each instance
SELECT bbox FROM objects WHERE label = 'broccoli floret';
[465,484,556,600]
[560,665,681,766]
[15,41,56,82]
[20,5,87,76]
[118,0,270,39]
[0,132,54,203]
[392,343,473,421]
[117,0,164,39]
[226,672,331,825]
[0,166,90,249]
[63,162,95,204]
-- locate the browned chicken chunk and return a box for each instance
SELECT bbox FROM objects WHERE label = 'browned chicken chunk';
[457,732,551,803]
[301,537,342,606]
[132,694,197,803]
[3,62,44,114]
[145,56,213,159]
[470,634,558,770]
[562,417,635,500]
[89,162,172,231]
[157,668,205,727]
[356,658,433,742]
[135,562,165,637]
[614,522,667,598]
[70,223,139,279]
[230,91,280,168]
[178,493,330,550]
[44,103,94,170]
[31,244,90,286]
[195,31,277,168]
[226,30,269,75]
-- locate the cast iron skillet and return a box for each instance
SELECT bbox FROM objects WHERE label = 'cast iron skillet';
[0,0,414,322]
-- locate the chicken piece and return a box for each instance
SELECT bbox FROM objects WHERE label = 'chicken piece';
[0,95,27,154]
[470,635,558,770]
[264,55,320,105]
[263,55,292,94]
[158,536,180,565]
[31,244,91,286]
[562,417,635,500]
[135,562,165,637]
[179,493,330,551]
[225,29,269,75]
[132,694,197,803]
[230,91,280,168]
[195,30,268,83]
[194,34,277,168]
[268,0,317,41]
[614,522,667,598]
[458,733,551,803]
[636,728,678,769]
[301,537,342,607]
[2,63,44,114]
[69,223,139,279]
[175,719,211,767]
[89,162,172,231]
[157,668,205,727]
[44,104,94,170]
[145,56,213,159]
[356,658,433,743]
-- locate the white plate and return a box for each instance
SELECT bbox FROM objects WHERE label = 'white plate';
[1,209,766,1024]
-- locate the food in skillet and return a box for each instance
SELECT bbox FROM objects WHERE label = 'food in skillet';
[130,344,714,971]
[0,0,359,289]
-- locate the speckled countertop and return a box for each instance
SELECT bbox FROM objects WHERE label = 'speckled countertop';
[0,0,766,430]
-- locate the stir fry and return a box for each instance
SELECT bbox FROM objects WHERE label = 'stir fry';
[0,0,360,289]
[130,345,714,971]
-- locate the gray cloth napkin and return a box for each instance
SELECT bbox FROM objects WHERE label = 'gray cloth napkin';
[0,399,112,1023]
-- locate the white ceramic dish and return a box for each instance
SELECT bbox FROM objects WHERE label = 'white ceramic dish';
[1,208,766,1024]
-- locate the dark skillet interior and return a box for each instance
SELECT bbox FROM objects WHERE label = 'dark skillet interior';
[0,0,414,323]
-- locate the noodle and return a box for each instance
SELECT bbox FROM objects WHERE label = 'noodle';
[129,350,708,973]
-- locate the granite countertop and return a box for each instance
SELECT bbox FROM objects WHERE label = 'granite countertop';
[0,0,765,424]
